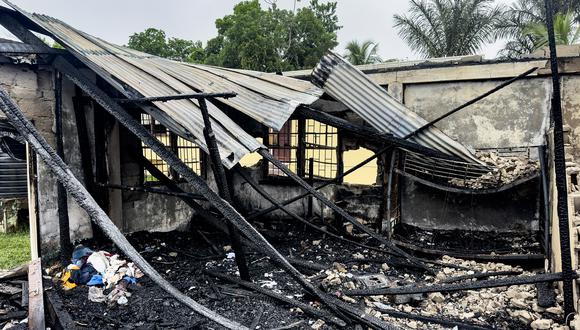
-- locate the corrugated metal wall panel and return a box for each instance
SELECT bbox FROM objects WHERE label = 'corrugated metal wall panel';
[0,149,26,198]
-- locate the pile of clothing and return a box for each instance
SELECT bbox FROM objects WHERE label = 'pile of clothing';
[60,245,144,307]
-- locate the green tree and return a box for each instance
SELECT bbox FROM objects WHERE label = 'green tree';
[496,0,580,58]
[127,28,205,63]
[205,0,340,72]
[393,0,504,58]
[526,12,580,49]
[127,28,169,57]
[344,40,381,65]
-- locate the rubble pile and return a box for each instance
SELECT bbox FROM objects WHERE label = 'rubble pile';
[322,255,566,329]
[450,151,539,189]
[56,245,144,307]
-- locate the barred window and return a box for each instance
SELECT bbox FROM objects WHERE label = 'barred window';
[141,113,203,183]
[265,118,340,180]
[304,119,339,179]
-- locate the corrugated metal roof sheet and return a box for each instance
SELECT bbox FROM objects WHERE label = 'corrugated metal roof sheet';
[5,3,324,167]
[312,52,481,164]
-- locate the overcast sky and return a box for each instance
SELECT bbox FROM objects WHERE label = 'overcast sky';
[4,0,515,61]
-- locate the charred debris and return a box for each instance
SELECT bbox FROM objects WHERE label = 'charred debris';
[0,1,577,329]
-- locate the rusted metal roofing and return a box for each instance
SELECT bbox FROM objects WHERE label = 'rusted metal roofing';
[4,3,324,167]
[312,52,481,164]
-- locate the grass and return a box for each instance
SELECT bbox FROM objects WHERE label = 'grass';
[0,230,30,270]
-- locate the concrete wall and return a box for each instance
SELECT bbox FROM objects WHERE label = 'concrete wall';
[398,78,551,231]
[404,79,551,149]
[0,63,92,252]
[401,178,540,232]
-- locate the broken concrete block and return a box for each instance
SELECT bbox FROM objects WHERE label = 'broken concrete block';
[530,319,553,329]
[428,292,445,303]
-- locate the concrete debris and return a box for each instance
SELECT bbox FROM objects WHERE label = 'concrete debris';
[530,319,553,329]
[310,319,325,330]
[325,254,567,329]
[449,151,539,189]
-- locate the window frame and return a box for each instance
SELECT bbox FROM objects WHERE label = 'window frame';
[262,117,343,184]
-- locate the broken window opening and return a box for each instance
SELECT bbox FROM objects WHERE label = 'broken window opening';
[140,113,202,183]
[264,119,340,180]
[342,148,378,185]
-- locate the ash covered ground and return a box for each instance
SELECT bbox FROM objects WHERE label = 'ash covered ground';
[47,221,563,329]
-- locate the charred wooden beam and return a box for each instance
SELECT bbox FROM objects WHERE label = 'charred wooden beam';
[345,272,576,296]
[206,270,346,327]
[96,182,207,201]
[440,270,523,284]
[198,97,249,281]
[115,91,236,103]
[374,306,491,330]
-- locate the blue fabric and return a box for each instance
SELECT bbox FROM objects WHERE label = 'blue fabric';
[123,276,137,285]
[87,274,103,286]
[71,246,93,263]
[70,264,96,285]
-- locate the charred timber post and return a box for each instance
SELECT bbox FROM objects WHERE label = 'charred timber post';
[198,97,250,281]
[346,272,578,296]
[384,150,398,237]
[307,157,314,218]
[55,70,71,263]
[544,0,575,319]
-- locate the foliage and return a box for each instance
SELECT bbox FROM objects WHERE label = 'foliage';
[0,230,29,270]
[206,0,340,72]
[496,0,580,58]
[127,28,205,63]
[126,1,339,70]
[525,12,580,50]
[344,40,382,65]
[393,0,504,58]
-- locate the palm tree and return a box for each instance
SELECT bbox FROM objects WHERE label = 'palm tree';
[344,40,382,65]
[393,0,504,58]
[525,12,580,50]
[496,0,580,58]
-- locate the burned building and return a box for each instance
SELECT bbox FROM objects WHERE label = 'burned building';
[0,1,579,330]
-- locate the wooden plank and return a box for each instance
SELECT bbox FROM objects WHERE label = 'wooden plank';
[27,258,45,330]
[43,280,76,330]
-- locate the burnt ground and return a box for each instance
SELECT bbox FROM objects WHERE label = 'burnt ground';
[393,224,542,255]
[47,220,551,330]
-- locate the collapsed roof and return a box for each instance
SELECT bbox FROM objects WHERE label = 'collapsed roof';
[2,1,324,168]
[1,1,481,168]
